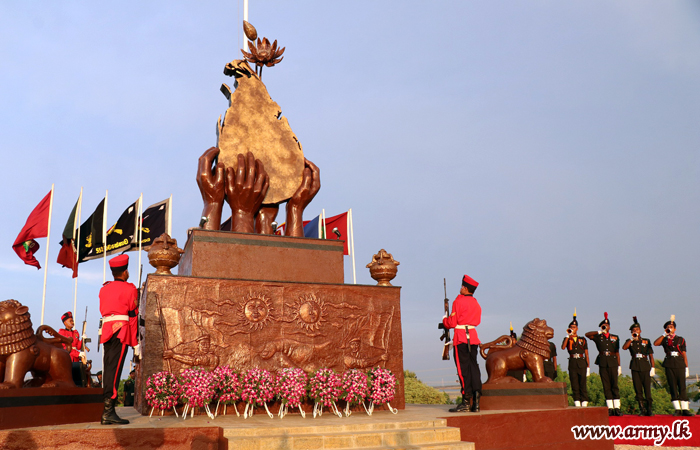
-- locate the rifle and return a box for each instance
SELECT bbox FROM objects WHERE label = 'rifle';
[80,306,91,355]
[437,278,451,360]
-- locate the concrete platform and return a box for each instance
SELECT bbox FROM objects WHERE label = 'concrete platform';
[0,404,612,449]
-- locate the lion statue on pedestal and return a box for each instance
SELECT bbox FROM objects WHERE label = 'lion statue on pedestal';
[479,318,554,384]
[0,299,76,389]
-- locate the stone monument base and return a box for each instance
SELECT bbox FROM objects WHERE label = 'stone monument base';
[0,387,102,430]
[480,382,568,410]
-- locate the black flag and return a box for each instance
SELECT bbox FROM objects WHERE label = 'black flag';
[132,198,169,250]
[76,198,105,262]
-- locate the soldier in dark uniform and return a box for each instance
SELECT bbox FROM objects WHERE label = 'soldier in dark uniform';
[123,369,136,407]
[585,312,622,416]
[562,310,589,407]
[98,254,138,425]
[506,323,526,381]
[443,275,482,413]
[653,315,693,416]
[543,339,558,380]
[622,316,654,416]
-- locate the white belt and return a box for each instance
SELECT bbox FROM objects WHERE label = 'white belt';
[455,325,476,330]
[670,351,679,357]
[635,354,645,358]
[102,314,129,323]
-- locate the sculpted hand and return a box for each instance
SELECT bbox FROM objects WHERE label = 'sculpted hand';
[163,349,174,359]
[196,147,225,230]
[225,152,269,233]
[285,159,321,237]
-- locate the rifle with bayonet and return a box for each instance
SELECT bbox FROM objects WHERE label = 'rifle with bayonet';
[438,278,451,360]
[80,306,92,359]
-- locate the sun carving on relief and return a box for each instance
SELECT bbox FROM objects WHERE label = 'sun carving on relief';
[290,293,326,332]
[238,292,275,331]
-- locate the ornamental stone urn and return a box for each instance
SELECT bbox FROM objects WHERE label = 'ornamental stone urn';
[366,249,400,286]
[147,233,184,275]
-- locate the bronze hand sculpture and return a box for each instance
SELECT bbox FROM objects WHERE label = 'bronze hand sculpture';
[225,152,270,233]
[196,147,225,230]
[285,158,321,237]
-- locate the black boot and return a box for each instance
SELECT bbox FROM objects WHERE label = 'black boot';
[682,409,695,417]
[673,409,682,416]
[608,408,615,416]
[637,400,646,416]
[615,408,623,417]
[449,396,471,413]
[101,398,129,425]
[646,400,654,416]
[471,391,480,412]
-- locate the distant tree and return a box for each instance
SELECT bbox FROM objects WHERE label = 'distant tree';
[404,371,453,405]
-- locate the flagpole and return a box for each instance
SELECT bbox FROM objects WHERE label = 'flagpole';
[349,209,356,284]
[40,184,55,325]
[321,209,325,239]
[73,187,83,318]
[168,194,172,236]
[243,0,249,52]
[102,190,108,284]
[137,193,143,281]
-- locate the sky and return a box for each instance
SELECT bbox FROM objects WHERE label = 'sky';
[1,1,698,386]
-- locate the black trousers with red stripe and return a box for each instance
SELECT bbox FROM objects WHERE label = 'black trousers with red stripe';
[454,343,482,398]
[102,334,128,401]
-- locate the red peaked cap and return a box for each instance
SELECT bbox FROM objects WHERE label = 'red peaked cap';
[109,254,129,269]
[462,274,479,288]
[61,311,73,323]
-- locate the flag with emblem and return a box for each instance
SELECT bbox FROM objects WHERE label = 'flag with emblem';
[132,198,170,250]
[12,190,53,269]
[76,198,105,262]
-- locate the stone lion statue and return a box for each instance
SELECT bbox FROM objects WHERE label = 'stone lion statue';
[479,318,554,384]
[0,299,76,389]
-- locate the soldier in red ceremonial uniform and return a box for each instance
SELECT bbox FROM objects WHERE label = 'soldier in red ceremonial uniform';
[58,311,85,363]
[442,274,482,413]
[99,254,138,425]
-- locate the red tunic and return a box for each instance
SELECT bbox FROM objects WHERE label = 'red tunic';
[58,328,82,362]
[99,279,138,347]
[442,294,481,345]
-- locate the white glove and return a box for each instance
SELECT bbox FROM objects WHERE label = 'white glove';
[522,373,527,382]
[586,367,590,377]
[686,367,690,378]
[133,343,141,357]
[443,314,447,319]
[598,330,602,334]
[617,366,622,376]
[650,367,655,377]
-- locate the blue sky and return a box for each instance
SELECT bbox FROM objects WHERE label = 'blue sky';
[1,1,698,385]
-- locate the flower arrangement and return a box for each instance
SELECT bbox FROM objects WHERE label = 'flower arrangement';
[339,368,369,416]
[212,365,242,417]
[309,368,342,418]
[144,371,182,417]
[241,368,275,418]
[274,368,308,418]
[180,367,216,419]
[367,367,398,414]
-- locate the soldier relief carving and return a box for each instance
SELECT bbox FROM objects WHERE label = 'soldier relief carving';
[156,287,396,376]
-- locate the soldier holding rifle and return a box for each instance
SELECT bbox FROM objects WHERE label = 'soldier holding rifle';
[442,275,482,413]
[59,311,87,363]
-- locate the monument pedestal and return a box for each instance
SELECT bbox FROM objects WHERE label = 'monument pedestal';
[137,230,405,414]
[480,382,568,410]
[0,387,102,430]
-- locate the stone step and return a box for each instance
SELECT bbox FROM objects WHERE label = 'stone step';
[225,425,466,450]
[223,419,449,437]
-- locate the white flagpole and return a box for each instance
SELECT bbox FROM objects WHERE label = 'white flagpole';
[40,184,55,325]
[102,190,108,284]
[73,187,83,318]
[243,0,249,52]
[137,193,143,277]
[168,194,173,236]
[348,209,356,284]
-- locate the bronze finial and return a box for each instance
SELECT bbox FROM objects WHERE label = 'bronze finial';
[240,21,285,79]
[366,249,400,286]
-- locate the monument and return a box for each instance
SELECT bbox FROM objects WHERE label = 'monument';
[134,21,405,414]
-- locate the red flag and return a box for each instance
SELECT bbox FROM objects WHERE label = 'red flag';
[324,212,349,255]
[56,238,78,278]
[13,191,52,269]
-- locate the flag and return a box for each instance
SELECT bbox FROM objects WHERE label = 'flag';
[132,198,170,250]
[303,214,322,238]
[76,198,105,262]
[12,190,52,269]
[82,200,138,261]
[56,195,80,277]
[323,211,349,255]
